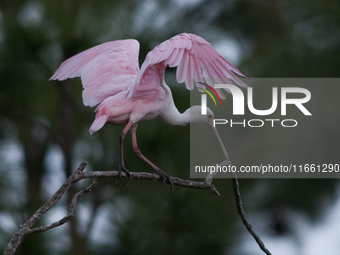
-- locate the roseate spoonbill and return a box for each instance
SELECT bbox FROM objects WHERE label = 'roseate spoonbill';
[50,33,247,189]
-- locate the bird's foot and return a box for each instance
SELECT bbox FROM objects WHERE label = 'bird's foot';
[118,162,133,185]
[155,168,174,191]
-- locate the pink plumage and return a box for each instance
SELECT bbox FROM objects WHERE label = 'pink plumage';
[128,33,247,99]
[50,40,140,107]
[50,33,247,188]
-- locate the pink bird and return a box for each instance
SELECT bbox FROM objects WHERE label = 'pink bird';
[50,33,247,189]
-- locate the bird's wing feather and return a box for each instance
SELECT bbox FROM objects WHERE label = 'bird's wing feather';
[50,39,140,107]
[128,33,247,99]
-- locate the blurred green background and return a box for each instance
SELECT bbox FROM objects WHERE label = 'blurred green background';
[0,0,339,254]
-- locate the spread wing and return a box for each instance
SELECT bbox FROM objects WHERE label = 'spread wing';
[50,39,140,107]
[128,33,247,99]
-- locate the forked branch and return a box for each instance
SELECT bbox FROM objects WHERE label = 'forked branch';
[3,162,219,255]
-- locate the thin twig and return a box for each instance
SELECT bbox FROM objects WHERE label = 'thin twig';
[229,172,272,255]
[213,160,271,255]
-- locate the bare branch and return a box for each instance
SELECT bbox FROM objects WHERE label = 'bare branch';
[206,160,272,255]
[78,171,220,195]
[3,160,271,255]
[3,162,88,255]
[27,179,97,235]
[229,172,272,255]
[3,162,219,255]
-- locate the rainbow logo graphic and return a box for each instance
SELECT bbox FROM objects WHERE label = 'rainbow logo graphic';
[197,82,222,106]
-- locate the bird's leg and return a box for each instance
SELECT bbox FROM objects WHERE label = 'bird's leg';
[131,125,174,191]
[119,122,133,183]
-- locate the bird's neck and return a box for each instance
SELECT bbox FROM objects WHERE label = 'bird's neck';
[160,106,190,126]
[158,85,202,126]
[159,105,201,127]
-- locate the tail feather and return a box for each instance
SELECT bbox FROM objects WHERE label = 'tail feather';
[89,113,109,134]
